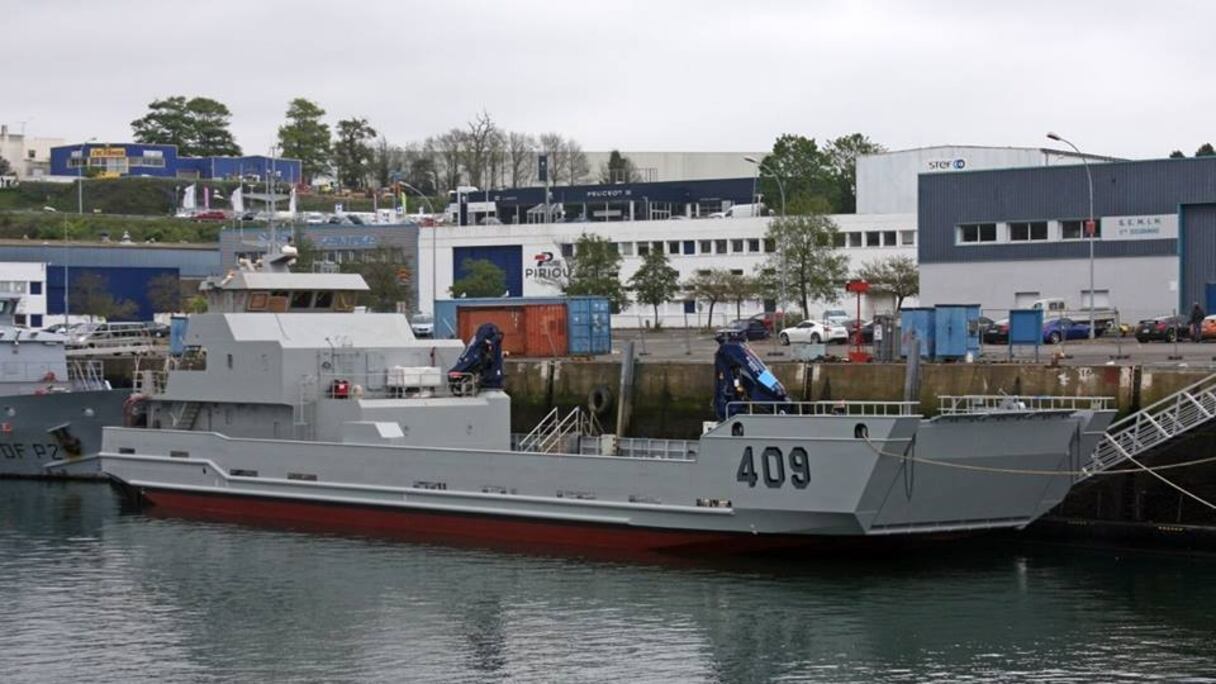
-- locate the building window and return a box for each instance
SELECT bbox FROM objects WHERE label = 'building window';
[764,238,776,253]
[731,238,744,253]
[900,230,916,246]
[619,242,634,256]
[30,314,42,328]
[730,269,743,276]
[668,241,681,254]
[560,243,574,258]
[14,314,25,326]
[637,242,650,256]
[29,282,42,295]
[958,223,997,244]
[748,238,760,253]
[715,239,728,254]
[683,299,696,314]
[1009,221,1048,241]
[832,232,846,247]
[882,230,897,246]
[1061,218,1102,240]
[865,231,881,247]
[699,239,712,254]
[848,233,862,248]
[652,241,664,254]
[683,240,695,255]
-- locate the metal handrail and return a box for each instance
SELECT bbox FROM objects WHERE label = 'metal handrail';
[938,395,1114,415]
[726,400,920,417]
[1088,372,1216,473]
[518,407,560,452]
[1104,373,1216,435]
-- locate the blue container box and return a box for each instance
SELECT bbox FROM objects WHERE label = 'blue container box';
[900,308,936,358]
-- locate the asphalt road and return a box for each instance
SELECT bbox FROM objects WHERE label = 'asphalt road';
[611,328,1216,368]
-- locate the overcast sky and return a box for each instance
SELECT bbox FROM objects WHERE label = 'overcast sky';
[7,1,1214,159]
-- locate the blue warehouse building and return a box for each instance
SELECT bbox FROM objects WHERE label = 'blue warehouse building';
[469,177,760,225]
[50,143,302,183]
[917,156,1216,322]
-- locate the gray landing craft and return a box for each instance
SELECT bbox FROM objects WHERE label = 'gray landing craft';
[0,294,128,478]
[93,246,1116,552]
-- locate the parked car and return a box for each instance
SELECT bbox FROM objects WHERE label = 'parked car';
[69,321,154,348]
[1202,314,1216,341]
[778,320,848,345]
[822,309,849,326]
[1043,317,1091,344]
[1136,315,1190,343]
[839,318,875,344]
[983,318,1010,344]
[748,311,786,333]
[722,318,769,341]
[410,314,434,338]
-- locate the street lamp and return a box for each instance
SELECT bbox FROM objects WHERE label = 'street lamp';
[745,155,788,344]
[397,180,437,315]
[1046,132,1097,339]
[66,137,96,326]
[743,156,785,216]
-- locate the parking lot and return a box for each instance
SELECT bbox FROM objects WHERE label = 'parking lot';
[610,327,1216,368]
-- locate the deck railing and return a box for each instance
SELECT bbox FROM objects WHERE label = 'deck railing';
[726,400,920,417]
[937,395,1114,415]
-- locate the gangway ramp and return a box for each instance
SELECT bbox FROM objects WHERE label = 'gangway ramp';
[1087,373,1216,477]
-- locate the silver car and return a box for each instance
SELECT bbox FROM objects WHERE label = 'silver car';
[410,314,434,338]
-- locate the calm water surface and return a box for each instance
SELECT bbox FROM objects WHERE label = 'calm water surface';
[2,480,1216,683]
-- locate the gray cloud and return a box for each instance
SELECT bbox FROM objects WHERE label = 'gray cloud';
[6,0,1213,159]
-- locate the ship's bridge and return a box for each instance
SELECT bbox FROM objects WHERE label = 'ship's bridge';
[201,271,370,314]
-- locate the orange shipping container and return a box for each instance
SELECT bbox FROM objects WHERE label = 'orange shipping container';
[523,304,568,357]
[458,307,526,356]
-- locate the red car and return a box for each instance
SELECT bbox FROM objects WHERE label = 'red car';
[191,210,228,221]
[748,311,787,333]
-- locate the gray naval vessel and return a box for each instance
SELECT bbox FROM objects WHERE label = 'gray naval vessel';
[95,246,1117,553]
[0,294,128,478]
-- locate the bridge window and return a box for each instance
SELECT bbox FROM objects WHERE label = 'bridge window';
[314,291,334,309]
[290,291,314,309]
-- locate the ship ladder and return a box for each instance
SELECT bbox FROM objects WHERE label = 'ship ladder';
[1085,372,1216,478]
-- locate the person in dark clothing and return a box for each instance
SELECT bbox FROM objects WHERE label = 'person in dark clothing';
[1190,302,1205,341]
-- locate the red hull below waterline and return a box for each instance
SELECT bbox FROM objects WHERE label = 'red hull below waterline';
[130,487,980,556]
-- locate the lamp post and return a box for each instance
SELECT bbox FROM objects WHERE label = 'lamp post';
[66,137,96,326]
[398,180,437,314]
[1047,132,1097,339]
[745,155,788,343]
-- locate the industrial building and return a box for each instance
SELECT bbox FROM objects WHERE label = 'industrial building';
[917,156,1216,322]
[0,124,62,179]
[49,143,302,183]
[0,241,220,322]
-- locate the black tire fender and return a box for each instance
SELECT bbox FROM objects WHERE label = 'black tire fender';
[588,385,614,415]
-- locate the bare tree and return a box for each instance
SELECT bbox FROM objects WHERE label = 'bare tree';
[460,111,498,189]
[506,131,536,187]
[428,129,465,192]
[487,128,506,189]
[562,138,590,185]
[539,132,567,185]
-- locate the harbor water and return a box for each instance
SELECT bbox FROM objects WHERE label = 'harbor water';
[3,480,1216,683]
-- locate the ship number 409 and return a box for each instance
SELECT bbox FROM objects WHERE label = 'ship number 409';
[736,447,810,489]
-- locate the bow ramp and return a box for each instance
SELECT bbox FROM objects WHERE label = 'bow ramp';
[1088,372,1216,476]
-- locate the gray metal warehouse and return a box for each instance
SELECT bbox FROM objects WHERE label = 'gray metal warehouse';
[917,156,1216,323]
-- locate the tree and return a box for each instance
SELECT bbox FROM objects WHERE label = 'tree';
[599,150,639,184]
[277,98,332,183]
[539,133,567,186]
[756,134,838,216]
[562,138,590,185]
[763,210,849,319]
[339,248,410,311]
[683,269,734,329]
[1169,150,1186,159]
[146,273,182,313]
[856,255,919,311]
[131,96,241,157]
[333,117,377,190]
[506,132,536,187]
[555,234,628,312]
[1197,143,1216,157]
[629,249,679,327]
[428,129,465,192]
[71,272,138,321]
[0,156,11,175]
[460,111,498,189]
[724,271,757,320]
[824,133,885,213]
[450,258,507,298]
